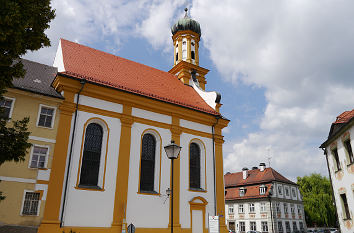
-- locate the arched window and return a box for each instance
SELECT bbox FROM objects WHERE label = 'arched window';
[140,133,156,192]
[79,123,103,187]
[190,142,201,189]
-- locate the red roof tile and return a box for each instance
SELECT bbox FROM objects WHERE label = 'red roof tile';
[334,109,354,124]
[59,39,219,115]
[225,184,272,200]
[224,167,296,188]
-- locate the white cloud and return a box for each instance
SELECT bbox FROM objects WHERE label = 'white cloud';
[191,0,354,179]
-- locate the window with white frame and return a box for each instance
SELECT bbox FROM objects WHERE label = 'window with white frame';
[239,222,245,232]
[0,97,14,119]
[228,205,234,214]
[250,221,256,231]
[30,146,48,168]
[260,202,266,212]
[261,221,268,232]
[249,203,255,213]
[297,205,302,215]
[331,148,341,171]
[292,221,298,231]
[285,221,291,233]
[290,204,295,214]
[299,222,304,231]
[344,139,354,164]
[285,187,289,196]
[22,191,40,215]
[278,221,284,233]
[240,187,246,196]
[292,188,297,198]
[37,105,55,128]
[276,202,281,214]
[238,204,244,213]
[260,185,266,195]
[278,185,283,195]
[340,193,351,220]
[284,203,288,214]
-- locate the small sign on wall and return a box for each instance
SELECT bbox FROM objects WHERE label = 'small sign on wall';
[209,216,219,233]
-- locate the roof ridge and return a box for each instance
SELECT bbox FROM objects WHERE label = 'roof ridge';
[60,38,177,78]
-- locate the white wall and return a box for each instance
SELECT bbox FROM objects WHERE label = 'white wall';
[62,110,121,227]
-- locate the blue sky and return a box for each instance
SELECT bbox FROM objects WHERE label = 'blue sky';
[25,0,354,181]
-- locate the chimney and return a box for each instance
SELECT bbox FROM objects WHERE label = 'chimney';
[259,163,266,172]
[252,166,258,170]
[242,167,248,180]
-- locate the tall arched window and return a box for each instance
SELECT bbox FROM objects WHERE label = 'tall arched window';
[79,123,103,187]
[190,142,201,189]
[140,133,156,192]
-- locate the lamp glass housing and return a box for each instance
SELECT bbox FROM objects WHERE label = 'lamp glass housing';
[164,140,182,159]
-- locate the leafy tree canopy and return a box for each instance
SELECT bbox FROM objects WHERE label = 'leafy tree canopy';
[297,173,337,227]
[0,0,55,96]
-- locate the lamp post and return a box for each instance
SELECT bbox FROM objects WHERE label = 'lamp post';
[164,140,182,233]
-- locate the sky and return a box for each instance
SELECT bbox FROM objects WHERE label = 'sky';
[24,0,354,181]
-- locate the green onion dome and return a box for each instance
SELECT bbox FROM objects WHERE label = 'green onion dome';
[171,8,201,36]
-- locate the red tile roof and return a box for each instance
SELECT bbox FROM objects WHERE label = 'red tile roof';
[224,167,296,188]
[334,109,354,124]
[59,39,219,115]
[225,184,272,200]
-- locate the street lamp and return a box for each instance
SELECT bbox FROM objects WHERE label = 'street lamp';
[164,140,182,233]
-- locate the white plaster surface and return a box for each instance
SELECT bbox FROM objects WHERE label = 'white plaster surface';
[53,40,65,72]
[132,107,171,124]
[179,133,215,229]
[191,80,218,110]
[77,95,123,113]
[126,122,171,228]
[325,125,354,233]
[192,210,203,233]
[37,169,51,181]
[35,184,48,200]
[62,111,121,227]
[180,119,212,134]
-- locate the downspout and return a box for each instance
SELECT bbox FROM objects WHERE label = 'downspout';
[322,148,340,231]
[60,79,86,227]
[212,115,220,216]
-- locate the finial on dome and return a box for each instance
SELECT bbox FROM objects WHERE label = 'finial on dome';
[184,8,188,18]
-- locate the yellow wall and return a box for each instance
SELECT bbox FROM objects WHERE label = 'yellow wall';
[0,88,62,226]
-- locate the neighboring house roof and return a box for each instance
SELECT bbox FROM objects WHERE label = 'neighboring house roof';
[12,59,63,99]
[57,39,219,115]
[320,109,354,148]
[224,167,296,188]
[225,183,272,200]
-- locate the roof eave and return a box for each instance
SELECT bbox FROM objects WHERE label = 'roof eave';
[320,117,354,148]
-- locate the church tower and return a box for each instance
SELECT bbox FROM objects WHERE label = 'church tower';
[169,8,209,90]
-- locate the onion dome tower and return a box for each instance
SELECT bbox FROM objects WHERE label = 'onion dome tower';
[169,8,209,90]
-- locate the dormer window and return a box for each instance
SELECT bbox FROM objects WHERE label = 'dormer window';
[260,185,266,195]
[240,187,246,197]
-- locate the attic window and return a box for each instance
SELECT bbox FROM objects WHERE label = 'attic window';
[191,42,195,46]
[240,187,246,197]
[191,51,195,59]
[260,185,266,195]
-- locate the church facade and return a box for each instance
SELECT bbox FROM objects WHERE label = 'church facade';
[38,11,229,233]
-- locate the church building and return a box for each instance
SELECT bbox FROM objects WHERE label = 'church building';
[38,10,229,233]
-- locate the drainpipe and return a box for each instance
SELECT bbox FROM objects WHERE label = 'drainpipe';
[212,115,220,216]
[322,148,340,232]
[60,79,86,227]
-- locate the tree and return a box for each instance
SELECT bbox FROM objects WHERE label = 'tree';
[297,173,337,228]
[0,0,55,200]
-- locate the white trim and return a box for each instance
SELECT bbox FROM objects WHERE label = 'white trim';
[1,96,16,119]
[28,144,50,169]
[36,104,57,129]
[29,136,56,143]
[20,190,41,216]
[0,176,36,183]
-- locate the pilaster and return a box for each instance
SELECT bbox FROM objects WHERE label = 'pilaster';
[112,105,134,232]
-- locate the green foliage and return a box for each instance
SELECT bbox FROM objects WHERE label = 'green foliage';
[0,117,31,165]
[297,173,337,227]
[0,0,55,96]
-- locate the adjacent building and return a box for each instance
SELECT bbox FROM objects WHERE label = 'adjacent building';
[0,59,63,226]
[224,163,306,233]
[37,10,230,233]
[320,109,354,233]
